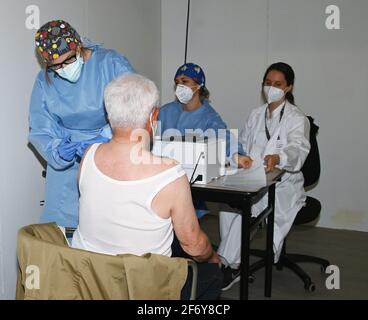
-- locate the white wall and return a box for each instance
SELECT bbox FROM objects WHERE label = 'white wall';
[162,0,368,232]
[0,0,161,300]
[86,0,161,82]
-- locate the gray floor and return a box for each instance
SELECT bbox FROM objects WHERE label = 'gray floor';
[200,213,368,300]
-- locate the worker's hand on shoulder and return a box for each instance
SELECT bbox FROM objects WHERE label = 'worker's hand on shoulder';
[76,135,111,158]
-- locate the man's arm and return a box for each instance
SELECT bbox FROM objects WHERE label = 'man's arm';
[169,176,220,264]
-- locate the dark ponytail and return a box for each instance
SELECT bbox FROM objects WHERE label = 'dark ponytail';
[263,62,296,105]
[199,86,210,102]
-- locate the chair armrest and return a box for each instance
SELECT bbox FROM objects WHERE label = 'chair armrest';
[187,259,198,300]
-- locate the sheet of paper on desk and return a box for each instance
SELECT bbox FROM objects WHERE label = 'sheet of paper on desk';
[222,159,267,188]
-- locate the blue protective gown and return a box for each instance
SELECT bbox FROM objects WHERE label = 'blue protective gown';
[29,42,135,227]
[158,100,244,218]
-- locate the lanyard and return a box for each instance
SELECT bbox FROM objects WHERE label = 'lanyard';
[265,101,286,141]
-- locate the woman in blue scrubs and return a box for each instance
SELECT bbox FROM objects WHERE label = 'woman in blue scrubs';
[29,20,135,228]
[159,63,252,177]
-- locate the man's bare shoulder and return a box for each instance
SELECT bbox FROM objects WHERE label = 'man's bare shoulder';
[148,155,189,192]
[150,154,180,171]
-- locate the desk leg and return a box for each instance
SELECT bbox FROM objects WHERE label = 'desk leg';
[240,199,252,300]
[265,184,275,298]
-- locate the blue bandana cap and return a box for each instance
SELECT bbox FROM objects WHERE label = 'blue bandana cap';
[174,63,206,87]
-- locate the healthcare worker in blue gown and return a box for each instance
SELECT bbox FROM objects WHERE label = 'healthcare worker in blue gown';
[158,63,253,219]
[28,20,135,228]
[159,63,252,259]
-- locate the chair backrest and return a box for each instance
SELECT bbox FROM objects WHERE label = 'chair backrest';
[16,223,189,300]
[294,116,322,225]
[301,116,321,188]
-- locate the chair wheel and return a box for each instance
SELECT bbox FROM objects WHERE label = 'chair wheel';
[304,282,316,292]
[248,275,255,283]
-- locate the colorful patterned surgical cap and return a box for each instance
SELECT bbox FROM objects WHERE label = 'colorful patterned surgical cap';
[35,20,82,61]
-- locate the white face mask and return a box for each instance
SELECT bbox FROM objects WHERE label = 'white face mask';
[263,86,286,104]
[56,54,84,83]
[175,84,199,104]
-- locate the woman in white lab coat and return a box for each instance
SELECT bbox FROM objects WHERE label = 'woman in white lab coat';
[218,62,311,291]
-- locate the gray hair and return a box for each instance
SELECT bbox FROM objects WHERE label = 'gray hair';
[104,74,159,129]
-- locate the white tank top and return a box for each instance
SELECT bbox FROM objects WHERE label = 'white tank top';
[72,143,186,256]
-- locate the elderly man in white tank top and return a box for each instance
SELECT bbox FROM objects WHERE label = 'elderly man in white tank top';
[72,74,223,299]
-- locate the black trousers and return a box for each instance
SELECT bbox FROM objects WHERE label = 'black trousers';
[171,233,223,300]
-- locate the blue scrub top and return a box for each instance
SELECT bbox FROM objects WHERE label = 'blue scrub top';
[28,42,135,227]
[158,100,244,159]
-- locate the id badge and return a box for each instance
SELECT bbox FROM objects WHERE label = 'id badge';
[276,139,284,152]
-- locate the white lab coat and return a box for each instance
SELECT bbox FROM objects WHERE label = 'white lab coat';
[218,101,311,265]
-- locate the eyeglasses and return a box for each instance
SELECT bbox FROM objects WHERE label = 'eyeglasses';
[47,54,77,72]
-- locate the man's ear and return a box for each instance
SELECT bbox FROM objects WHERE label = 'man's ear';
[146,107,160,136]
[151,107,160,123]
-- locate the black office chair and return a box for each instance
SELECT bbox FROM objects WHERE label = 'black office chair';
[249,116,330,291]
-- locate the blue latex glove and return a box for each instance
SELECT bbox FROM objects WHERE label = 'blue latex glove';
[76,135,110,158]
[57,138,79,162]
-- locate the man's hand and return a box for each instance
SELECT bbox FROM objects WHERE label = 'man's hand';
[234,153,253,169]
[208,251,222,267]
[264,154,280,173]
